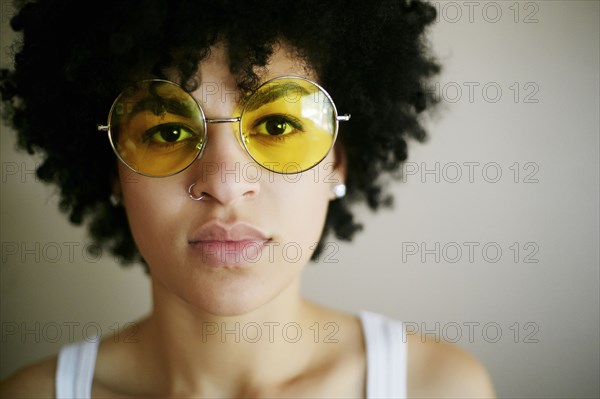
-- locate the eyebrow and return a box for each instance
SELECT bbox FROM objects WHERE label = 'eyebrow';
[244,82,311,112]
[126,96,197,120]
[119,81,312,120]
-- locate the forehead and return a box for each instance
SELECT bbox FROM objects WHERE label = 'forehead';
[192,42,317,100]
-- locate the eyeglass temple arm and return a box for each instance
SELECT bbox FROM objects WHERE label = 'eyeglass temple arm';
[205,115,350,124]
[97,114,350,131]
[206,115,351,124]
[97,119,243,130]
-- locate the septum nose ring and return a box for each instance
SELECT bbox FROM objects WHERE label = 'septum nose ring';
[188,183,206,201]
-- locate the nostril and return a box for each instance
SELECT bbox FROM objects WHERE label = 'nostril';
[243,190,258,199]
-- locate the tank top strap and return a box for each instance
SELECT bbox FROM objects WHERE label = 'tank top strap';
[359,310,407,399]
[55,339,100,399]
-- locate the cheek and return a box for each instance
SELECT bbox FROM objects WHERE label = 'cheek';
[268,157,336,249]
[117,165,188,263]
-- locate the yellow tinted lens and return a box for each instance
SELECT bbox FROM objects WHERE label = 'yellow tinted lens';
[108,80,205,177]
[240,78,336,173]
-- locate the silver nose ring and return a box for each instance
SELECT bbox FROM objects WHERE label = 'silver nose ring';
[188,183,206,201]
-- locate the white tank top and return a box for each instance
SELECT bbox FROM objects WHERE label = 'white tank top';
[55,311,407,398]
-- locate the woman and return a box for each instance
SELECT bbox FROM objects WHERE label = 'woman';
[0,0,494,397]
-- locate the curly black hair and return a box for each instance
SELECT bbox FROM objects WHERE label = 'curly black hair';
[0,0,440,270]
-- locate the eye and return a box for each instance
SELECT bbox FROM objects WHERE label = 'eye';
[264,118,290,136]
[253,114,303,136]
[144,123,196,143]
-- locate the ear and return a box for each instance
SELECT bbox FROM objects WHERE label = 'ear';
[328,141,347,201]
[112,176,122,196]
[332,141,347,183]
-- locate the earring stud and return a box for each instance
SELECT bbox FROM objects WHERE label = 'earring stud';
[109,193,122,207]
[331,183,346,199]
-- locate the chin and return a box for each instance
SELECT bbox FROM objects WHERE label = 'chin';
[176,271,296,318]
[147,247,305,318]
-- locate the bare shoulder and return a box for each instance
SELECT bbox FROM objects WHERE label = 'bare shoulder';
[0,356,56,398]
[407,335,495,398]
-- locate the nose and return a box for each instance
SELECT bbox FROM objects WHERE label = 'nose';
[187,121,260,205]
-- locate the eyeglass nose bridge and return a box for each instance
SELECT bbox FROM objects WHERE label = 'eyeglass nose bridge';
[205,117,242,124]
[203,117,245,154]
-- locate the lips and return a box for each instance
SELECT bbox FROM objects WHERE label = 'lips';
[189,220,270,243]
[188,221,271,267]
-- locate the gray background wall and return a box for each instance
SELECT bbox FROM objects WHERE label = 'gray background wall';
[1,1,598,398]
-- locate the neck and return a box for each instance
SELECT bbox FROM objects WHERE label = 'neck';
[134,276,320,397]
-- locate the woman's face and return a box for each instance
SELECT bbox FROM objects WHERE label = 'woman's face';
[117,43,344,316]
